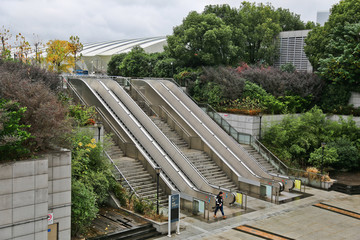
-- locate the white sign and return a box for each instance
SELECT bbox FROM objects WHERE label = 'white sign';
[48,213,54,225]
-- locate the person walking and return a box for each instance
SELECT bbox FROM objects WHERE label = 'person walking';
[214,191,226,219]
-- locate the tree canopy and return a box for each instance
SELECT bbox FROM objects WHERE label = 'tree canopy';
[304,0,360,85]
[166,11,236,67]
[167,2,308,67]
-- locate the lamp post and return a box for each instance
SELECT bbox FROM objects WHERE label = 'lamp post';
[155,167,162,215]
[258,112,263,140]
[97,122,102,142]
[321,142,326,174]
[171,62,174,78]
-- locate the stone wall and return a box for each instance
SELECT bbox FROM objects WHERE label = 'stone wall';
[0,150,71,240]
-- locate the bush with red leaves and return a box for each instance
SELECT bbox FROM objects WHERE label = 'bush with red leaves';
[0,60,71,152]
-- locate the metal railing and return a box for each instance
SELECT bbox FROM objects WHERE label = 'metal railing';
[160,79,328,185]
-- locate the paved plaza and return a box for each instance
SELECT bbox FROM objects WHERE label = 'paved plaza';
[155,188,360,240]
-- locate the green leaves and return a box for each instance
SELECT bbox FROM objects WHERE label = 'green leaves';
[0,99,31,161]
[166,11,236,67]
[262,107,360,170]
[305,0,360,86]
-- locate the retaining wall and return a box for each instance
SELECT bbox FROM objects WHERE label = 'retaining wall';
[0,149,71,240]
[218,113,360,138]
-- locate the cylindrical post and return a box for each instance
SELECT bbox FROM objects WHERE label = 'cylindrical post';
[156,173,159,215]
[155,167,161,215]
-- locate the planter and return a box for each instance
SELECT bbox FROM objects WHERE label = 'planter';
[108,193,177,234]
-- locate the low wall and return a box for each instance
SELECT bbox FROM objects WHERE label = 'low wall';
[0,150,71,240]
[218,113,360,138]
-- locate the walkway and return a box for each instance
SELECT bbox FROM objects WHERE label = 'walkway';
[154,188,360,240]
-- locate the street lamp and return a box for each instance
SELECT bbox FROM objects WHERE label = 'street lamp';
[321,142,326,174]
[171,62,174,78]
[155,167,162,215]
[258,112,263,140]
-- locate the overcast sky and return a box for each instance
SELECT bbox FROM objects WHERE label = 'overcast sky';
[1,0,340,45]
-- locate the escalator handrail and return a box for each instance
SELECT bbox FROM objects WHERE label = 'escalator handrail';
[104,79,233,194]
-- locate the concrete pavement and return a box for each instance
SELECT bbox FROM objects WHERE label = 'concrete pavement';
[154,188,360,240]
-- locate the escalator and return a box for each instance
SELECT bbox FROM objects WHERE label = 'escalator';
[132,79,294,198]
[68,77,236,208]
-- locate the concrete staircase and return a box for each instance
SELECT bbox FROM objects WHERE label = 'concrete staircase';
[106,139,168,207]
[240,144,279,174]
[151,116,238,190]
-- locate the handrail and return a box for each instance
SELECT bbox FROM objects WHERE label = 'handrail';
[251,137,288,175]
[107,79,233,194]
[104,150,139,198]
[198,97,328,182]
[68,79,140,197]
[158,105,192,138]
[125,79,159,118]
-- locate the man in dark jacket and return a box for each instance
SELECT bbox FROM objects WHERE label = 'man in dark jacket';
[214,191,226,219]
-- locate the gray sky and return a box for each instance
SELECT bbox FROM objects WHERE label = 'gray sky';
[1,0,340,44]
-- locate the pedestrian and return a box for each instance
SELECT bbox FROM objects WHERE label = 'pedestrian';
[214,191,226,219]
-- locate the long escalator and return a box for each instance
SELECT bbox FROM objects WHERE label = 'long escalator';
[68,77,236,209]
[132,79,294,198]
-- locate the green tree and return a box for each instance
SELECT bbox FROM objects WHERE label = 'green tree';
[305,0,360,83]
[318,23,360,85]
[118,46,151,77]
[276,8,305,31]
[107,53,127,76]
[205,3,306,65]
[239,2,282,64]
[166,11,236,67]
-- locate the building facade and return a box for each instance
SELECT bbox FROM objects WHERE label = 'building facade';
[274,30,313,73]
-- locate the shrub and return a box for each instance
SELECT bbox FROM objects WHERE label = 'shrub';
[68,104,97,127]
[0,64,70,152]
[0,59,61,92]
[319,84,352,114]
[71,180,98,236]
[199,66,245,101]
[328,138,359,170]
[0,99,31,161]
[239,66,324,105]
[133,197,155,215]
[262,107,360,170]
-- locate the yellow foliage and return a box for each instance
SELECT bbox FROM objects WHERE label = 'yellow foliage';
[45,39,74,73]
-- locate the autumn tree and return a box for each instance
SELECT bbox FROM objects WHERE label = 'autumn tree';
[45,39,73,73]
[0,26,12,60]
[69,35,83,72]
[14,33,31,63]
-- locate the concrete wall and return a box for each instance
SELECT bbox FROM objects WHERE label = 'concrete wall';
[47,150,72,240]
[0,150,71,240]
[349,92,360,108]
[218,113,360,138]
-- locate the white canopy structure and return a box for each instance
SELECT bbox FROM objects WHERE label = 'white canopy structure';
[79,36,167,73]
